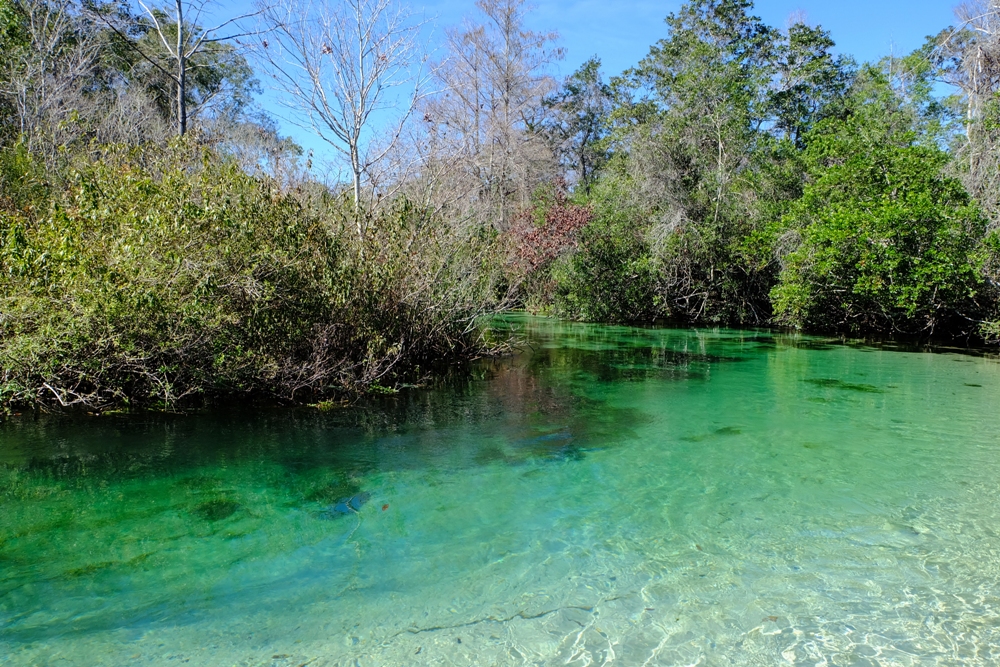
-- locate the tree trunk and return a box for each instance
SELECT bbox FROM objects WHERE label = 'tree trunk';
[353,168,362,215]
[176,0,186,136]
[177,57,187,136]
[352,144,363,241]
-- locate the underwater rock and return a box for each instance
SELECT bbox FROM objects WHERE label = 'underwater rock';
[325,491,372,517]
[194,498,239,521]
[805,378,882,393]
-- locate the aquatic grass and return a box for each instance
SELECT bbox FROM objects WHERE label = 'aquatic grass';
[303,476,363,504]
[193,498,240,522]
[680,426,744,442]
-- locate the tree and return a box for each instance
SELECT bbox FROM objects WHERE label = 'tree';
[771,67,988,335]
[0,0,175,150]
[768,22,853,147]
[543,57,612,193]
[260,0,426,226]
[130,0,263,136]
[936,2,1000,145]
[0,0,28,138]
[0,0,101,148]
[419,0,563,229]
[626,0,776,217]
[932,2,1000,225]
[607,0,780,322]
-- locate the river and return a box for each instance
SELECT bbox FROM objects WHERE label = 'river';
[3,315,1000,665]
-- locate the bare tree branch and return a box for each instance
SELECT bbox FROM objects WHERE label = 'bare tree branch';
[257,0,430,236]
[132,0,271,136]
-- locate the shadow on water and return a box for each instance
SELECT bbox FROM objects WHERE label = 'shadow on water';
[2,315,759,488]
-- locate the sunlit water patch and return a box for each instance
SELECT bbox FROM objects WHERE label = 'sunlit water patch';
[3,315,1000,665]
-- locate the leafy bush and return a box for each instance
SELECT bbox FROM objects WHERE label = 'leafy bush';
[550,203,658,323]
[771,109,988,335]
[0,141,49,213]
[0,142,504,410]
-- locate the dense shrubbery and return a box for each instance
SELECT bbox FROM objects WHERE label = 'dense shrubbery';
[770,95,989,335]
[0,143,506,410]
[549,198,658,323]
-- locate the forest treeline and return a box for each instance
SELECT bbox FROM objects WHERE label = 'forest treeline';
[1,0,1000,410]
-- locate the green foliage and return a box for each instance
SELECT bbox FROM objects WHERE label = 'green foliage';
[604,1,779,324]
[0,0,25,50]
[543,57,613,192]
[0,141,49,212]
[626,0,777,211]
[769,22,854,147]
[771,80,988,334]
[581,1,854,325]
[0,142,504,410]
[551,188,658,323]
[4,0,1000,378]
[537,1,991,340]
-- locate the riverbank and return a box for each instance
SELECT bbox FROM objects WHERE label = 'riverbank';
[0,143,510,413]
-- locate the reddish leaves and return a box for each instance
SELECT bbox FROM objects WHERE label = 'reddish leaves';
[508,191,592,275]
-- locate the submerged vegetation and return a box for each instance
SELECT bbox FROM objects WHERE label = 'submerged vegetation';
[3,0,1000,411]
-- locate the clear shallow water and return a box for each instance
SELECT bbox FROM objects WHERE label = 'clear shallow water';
[3,317,1000,666]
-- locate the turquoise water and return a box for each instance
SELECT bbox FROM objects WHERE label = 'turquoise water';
[3,316,1000,666]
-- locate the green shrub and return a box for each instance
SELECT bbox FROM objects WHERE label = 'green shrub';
[551,205,658,323]
[771,129,988,335]
[0,142,503,410]
[0,141,49,213]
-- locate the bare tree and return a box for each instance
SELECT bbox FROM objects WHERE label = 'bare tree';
[942,1,1000,140]
[418,0,562,230]
[131,0,264,136]
[92,85,171,145]
[259,0,428,228]
[0,0,101,150]
[937,1,1000,221]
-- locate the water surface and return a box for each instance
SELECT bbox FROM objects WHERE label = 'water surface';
[3,316,1000,666]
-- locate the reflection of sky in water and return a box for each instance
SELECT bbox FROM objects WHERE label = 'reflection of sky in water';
[3,315,1000,665]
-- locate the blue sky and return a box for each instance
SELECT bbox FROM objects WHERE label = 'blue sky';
[213,0,960,167]
[423,0,957,78]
